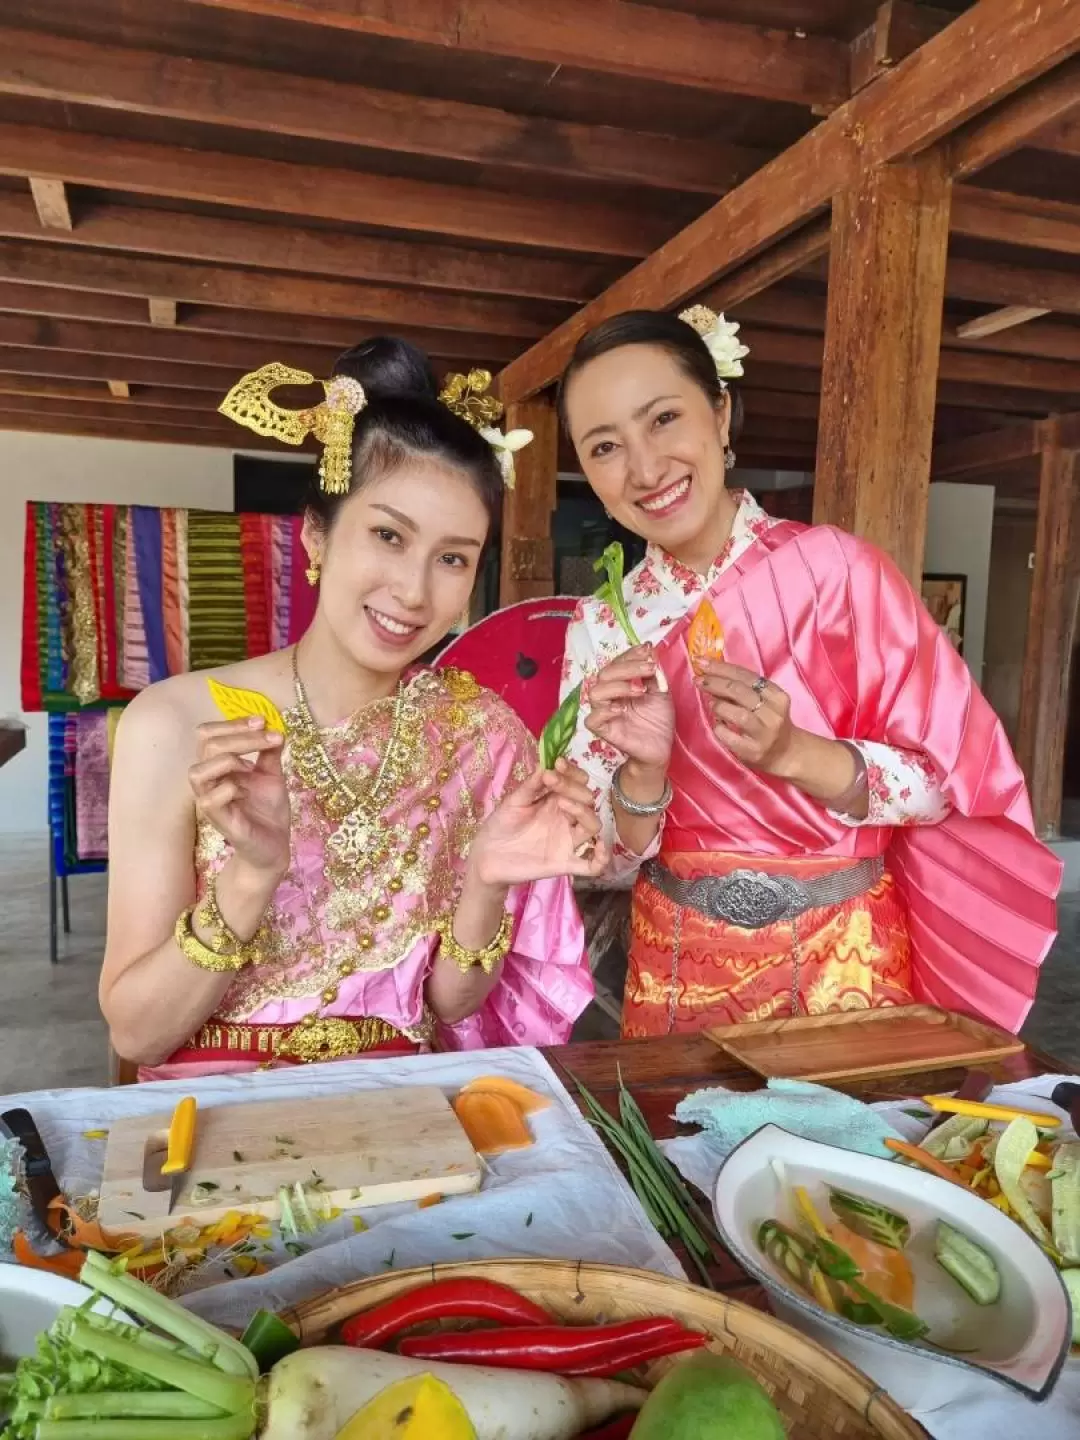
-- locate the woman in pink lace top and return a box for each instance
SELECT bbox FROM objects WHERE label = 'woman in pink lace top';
[101,340,604,1079]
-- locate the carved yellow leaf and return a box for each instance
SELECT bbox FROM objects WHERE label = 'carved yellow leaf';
[687,598,725,673]
[206,676,285,734]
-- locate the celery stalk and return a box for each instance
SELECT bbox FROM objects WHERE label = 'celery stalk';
[37,1416,256,1440]
[80,1252,257,1381]
[46,1392,227,1419]
[67,1320,253,1415]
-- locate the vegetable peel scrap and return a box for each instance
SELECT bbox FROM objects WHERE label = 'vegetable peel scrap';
[994,1118,1056,1251]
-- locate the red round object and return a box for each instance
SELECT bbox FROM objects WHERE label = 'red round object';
[437,597,579,738]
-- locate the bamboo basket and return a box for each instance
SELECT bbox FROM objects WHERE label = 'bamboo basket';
[283,1258,925,1439]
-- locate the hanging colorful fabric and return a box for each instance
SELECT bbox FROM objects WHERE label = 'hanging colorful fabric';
[122,512,150,691]
[239,511,271,658]
[161,508,185,677]
[175,508,191,673]
[74,711,110,860]
[21,503,42,711]
[131,505,168,684]
[186,511,247,671]
[62,504,101,705]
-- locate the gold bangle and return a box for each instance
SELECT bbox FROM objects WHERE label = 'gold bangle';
[174,906,249,973]
[436,910,513,976]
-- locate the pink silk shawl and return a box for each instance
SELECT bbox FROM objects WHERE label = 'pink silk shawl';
[656,520,1061,1034]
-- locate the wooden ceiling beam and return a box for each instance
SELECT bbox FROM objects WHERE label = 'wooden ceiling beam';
[176,0,849,107]
[850,2,952,95]
[0,194,604,306]
[0,374,220,409]
[946,256,1080,315]
[699,219,831,313]
[497,0,1080,398]
[0,407,284,450]
[0,123,673,260]
[932,422,1041,477]
[0,392,234,431]
[936,379,1076,415]
[0,240,569,340]
[950,55,1080,177]
[0,26,766,197]
[951,187,1080,257]
[0,277,526,361]
[1042,114,1080,158]
[28,177,72,231]
[0,345,486,393]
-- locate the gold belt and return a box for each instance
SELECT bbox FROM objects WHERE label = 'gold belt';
[186,1015,410,1065]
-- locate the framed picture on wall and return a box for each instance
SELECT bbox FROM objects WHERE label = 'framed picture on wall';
[921,573,967,656]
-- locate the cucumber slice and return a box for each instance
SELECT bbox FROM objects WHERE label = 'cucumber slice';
[934,1221,1001,1305]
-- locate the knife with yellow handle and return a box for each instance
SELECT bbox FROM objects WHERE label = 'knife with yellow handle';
[922,1094,1062,1127]
[160,1096,198,1213]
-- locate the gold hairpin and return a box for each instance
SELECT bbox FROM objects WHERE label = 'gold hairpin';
[219,363,367,495]
[439,369,505,431]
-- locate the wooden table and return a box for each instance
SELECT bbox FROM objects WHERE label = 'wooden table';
[544,1032,1061,1302]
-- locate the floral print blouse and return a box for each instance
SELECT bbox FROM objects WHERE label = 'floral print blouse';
[561,492,950,881]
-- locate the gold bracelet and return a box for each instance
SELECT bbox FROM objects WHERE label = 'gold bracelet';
[435,910,514,976]
[174,906,250,973]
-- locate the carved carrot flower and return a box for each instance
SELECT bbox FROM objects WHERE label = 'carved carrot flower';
[687,597,725,674]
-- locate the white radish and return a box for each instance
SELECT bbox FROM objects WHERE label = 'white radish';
[258,1346,645,1440]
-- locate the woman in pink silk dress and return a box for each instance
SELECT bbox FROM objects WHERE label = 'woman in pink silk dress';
[558,309,1060,1037]
[101,339,604,1080]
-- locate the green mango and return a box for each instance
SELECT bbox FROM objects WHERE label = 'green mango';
[631,1351,786,1439]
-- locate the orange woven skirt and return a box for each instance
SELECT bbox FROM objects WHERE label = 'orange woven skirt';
[623,851,913,1038]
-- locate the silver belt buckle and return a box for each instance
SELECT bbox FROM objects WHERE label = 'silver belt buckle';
[698,869,803,928]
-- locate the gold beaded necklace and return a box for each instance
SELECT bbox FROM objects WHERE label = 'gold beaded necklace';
[285,645,411,872]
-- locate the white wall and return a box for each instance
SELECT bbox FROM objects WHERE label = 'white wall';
[924,482,995,686]
[0,431,237,837]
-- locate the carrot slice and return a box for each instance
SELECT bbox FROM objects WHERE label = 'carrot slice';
[12,1230,85,1279]
[458,1076,552,1115]
[884,1137,966,1186]
[687,598,725,674]
[47,1197,135,1253]
[417,1194,443,1209]
[453,1092,534,1155]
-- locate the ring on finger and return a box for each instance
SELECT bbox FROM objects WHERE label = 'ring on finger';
[752,674,768,697]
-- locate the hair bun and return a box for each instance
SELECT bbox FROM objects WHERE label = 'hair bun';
[331,337,438,403]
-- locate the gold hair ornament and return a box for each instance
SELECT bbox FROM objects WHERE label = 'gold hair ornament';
[218,363,367,495]
[678,305,750,386]
[439,368,533,490]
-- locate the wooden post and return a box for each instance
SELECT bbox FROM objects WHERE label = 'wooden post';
[811,154,952,585]
[1016,419,1080,837]
[498,392,558,606]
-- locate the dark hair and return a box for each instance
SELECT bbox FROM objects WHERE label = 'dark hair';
[303,337,504,541]
[556,310,744,441]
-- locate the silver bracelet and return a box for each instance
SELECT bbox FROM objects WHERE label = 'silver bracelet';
[611,764,673,817]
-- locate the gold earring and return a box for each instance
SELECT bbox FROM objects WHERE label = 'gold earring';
[306,559,321,587]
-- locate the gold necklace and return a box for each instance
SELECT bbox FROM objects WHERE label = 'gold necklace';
[284,647,410,872]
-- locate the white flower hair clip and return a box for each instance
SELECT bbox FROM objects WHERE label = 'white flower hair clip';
[439,368,533,490]
[678,305,750,386]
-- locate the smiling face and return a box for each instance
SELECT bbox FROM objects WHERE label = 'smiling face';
[564,343,734,565]
[303,457,488,674]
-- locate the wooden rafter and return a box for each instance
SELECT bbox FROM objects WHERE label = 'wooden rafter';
[849,1,952,94]
[954,307,1051,340]
[946,257,1080,316]
[0,240,570,339]
[0,194,603,306]
[931,423,1041,477]
[0,27,766,197]
[0,407,284,449]
[0,124,674,259]
[176,0,850,108]
[28,177,71,231]
[148,299,177,328]
[950,54,1080,176]
[106,380,130,399]
[951,188,1080,257]
[498,0,1080,399]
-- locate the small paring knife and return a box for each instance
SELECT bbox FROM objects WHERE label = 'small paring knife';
[143,1097,198,1214]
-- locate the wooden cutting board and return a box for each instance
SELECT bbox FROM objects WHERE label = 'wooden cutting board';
[704,1005,1025,1083]
[98,1086,481,1240]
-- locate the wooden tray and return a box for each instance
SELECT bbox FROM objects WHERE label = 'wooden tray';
[705,1005,1024,1082]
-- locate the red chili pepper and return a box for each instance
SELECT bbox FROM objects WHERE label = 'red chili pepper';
[339,1278,550,1349]
[398,1316,703,1375]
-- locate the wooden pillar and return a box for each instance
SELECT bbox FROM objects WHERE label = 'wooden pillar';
[1016,420,1080,838]
[812,154,952,585]
[498,392,558,607]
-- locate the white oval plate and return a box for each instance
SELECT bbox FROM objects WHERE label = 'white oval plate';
[0,1266,133,1362]
[712,1125,1072,1412]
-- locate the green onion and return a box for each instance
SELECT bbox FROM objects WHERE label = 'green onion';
[239,1311,301,1375]
[568,1067,718,1287]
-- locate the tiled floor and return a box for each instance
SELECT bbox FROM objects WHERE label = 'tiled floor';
[0,837,1077,1096]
